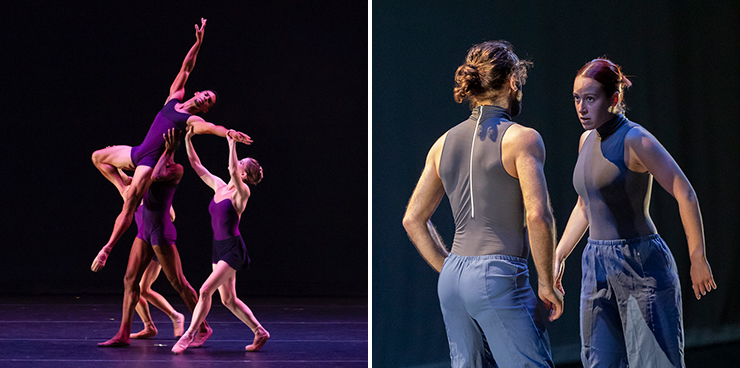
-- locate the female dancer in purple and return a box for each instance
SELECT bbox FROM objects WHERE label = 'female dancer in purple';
[91,18,252,270]
[171,126,269,354]
[554,58,716,367]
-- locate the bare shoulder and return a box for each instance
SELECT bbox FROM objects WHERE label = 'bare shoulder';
[504,124,545,157]
[187,115,206,125]
[427,132,448,162]
[624,124,658,148]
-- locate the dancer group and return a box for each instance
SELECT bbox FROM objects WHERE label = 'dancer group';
[90,18,269,354]
[403,41,716,367]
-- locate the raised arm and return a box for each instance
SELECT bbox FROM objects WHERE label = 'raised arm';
[508,126,563,321]
[227,132,251,214]
[626,126,716,300]
[151,128,183,183]
[185,126,225,191]
[402,134,449,273]
[168,18,207,103]
[187,116,253,145]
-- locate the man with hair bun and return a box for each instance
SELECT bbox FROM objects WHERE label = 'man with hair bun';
[403,40,563,368]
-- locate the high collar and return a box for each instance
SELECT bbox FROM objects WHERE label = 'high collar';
[470,105,511,122]
[596,114,626,139]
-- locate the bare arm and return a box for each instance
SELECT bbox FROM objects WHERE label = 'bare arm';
[151,128,183,183]
[187,116,253,145]
[185,126,225,191]
[507,126,563,321]
[167,18,206,103]
[626,126,716,299]
[554,196,589,294]
[402,134,449,272]
[553,131,592,294]
[227,132,251,214]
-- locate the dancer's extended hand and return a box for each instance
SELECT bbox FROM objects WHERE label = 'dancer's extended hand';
[91,248,110,272]
[185,125,196,140]
[163,128,183,152]
[227,130,253,145]
[195,18,206,44]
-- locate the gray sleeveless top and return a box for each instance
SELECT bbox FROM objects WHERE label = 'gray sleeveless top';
[573,114,656,240]
[439,105,527,258]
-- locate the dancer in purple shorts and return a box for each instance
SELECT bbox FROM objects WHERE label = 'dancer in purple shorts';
[93,129,211,348]
[171,125,269,354]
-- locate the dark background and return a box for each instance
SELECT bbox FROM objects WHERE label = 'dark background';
[373,1,740,366]
[2,2,367,297]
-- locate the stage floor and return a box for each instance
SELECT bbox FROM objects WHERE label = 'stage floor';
[0,295,367,367]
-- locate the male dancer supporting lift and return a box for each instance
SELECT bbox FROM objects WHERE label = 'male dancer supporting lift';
[93,129,211,347]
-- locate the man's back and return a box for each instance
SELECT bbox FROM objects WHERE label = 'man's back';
[439,105,526,258]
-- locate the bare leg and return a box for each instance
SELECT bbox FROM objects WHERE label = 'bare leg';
[173,262,232,354]
[91,145,135,195]
[98,238,153,347]
[215,263,270,351]
[101,166,154,256]
[173,261,268,354]
[154,244,211,341]
[135,260,185,338]
[131,293,157,339]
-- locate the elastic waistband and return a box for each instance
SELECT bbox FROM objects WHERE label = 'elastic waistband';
[448,252,527,265]
[587,233,662,246]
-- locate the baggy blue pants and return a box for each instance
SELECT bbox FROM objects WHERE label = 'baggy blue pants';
[438,253,554,368]
[580,234,685,368]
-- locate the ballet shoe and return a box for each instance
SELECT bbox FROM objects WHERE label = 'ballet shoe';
[171,332,194,354]
[246,328,270,352]
[190,326,213,348]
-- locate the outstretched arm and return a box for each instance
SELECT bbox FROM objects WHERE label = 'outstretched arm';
[626,127,716,300]
[187,116,253,145]
[185,126,225,191]
[168,18,207,103]
[402,134,449,272]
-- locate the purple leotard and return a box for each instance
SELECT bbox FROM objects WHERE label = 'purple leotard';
[130,99,190,168]
[208,198,248,269]
[209,198,241,240]
[134,179,178,246]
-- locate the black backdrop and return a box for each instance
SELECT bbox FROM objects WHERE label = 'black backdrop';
[2,2,367,297]
[373,1,740,366]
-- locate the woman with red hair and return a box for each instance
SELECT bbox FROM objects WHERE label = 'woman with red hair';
[554,58,716,367]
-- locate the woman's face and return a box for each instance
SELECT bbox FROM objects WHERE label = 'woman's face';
[572,76,616,130]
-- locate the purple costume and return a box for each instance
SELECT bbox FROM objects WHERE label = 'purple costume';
[135,179,178,246]
[209,198,249,269]
[130,99,190,168]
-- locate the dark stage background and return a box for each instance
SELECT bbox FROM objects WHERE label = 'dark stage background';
[373,1,740,366]
[2,2,367,297]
